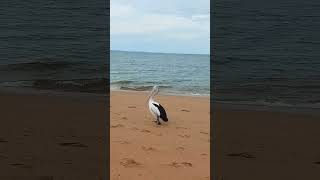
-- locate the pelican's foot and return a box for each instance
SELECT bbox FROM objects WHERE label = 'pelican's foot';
[157,121,161,125]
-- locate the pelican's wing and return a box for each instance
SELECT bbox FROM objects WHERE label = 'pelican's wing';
[152,103,168,121]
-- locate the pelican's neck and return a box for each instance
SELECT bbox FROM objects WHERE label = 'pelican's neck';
[148,93,155,102]
[148,88,157,102]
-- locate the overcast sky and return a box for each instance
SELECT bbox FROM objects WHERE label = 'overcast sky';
[111,0,210,54]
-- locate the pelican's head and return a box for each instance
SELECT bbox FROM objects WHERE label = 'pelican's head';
[152,85,159,93]
[146,85,159,103]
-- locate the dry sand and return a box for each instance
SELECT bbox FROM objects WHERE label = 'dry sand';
[110,91,210,180]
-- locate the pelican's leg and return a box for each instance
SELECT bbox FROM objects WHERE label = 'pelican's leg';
[156,116,161,125]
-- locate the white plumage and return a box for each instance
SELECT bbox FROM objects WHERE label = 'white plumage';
[147,86,168,125]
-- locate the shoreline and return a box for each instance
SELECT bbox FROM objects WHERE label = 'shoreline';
[1,86,319,115]
[110,88,210,98]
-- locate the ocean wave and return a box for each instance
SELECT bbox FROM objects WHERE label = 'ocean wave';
[119,85,172,91]
[0,61,85,71]
[214,99,320,109]
[110,80,134,85]
[32,78,108,93]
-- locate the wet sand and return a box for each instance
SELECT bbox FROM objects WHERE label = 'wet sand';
[0,90,106,179]
[214,105,320,180]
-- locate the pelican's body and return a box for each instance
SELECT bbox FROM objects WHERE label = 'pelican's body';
[147,86,168,125]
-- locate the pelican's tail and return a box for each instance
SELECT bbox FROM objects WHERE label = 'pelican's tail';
[162,116,168,122]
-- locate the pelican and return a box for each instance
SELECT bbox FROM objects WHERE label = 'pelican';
[147,86,168,125]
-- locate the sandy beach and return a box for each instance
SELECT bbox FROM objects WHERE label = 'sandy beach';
[110,91,210,180]
[0,90,107,179]
[214,105,320,180]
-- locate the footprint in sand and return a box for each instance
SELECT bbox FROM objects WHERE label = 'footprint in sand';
[176,127,188,130]
[131,127,140,131]
[10,163,32,169]
[178,134,191,138]
[23,128,32,136]
[181,109,190,112]
[141,129,151,133]
[168,161,180,168]
[121,117,128,120]
[58,142,88,148]
[256,144,265,151]
[176,147,185,151]
[200,131,209,135]
[0,154,8,159]
[111,124,125,128]
[168,161,193,168]
[0,138,8,143]
[181,162,193,167]
[227,152,256,159]
[64,160,72,165]
[113,140,130,144]
[128,106,136,108]
[120,158,142,168]
[141,146,156,151]
[201,153,207,156]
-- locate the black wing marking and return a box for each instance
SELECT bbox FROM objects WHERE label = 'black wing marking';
[153,103,168,122]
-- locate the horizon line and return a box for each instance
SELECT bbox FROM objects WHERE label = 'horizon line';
[111,49,210,56]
